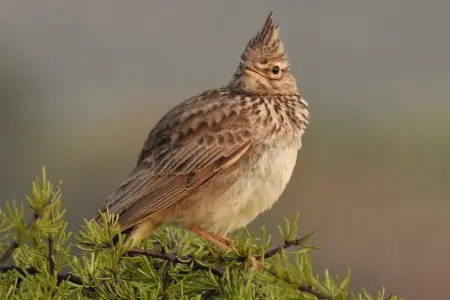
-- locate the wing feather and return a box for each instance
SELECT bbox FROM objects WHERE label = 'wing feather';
[117,141,250,229]
[94,91,255,230]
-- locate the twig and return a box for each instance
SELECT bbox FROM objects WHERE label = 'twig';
[0,242,19,268]
[48,235,55,274]
[298,284,331,300]
[386,293,395,300]
[263,267,331,300]
[263,234,310,259]
[127,248,224,277]
[47,184,61,276]
[161,270,173,300]
[0,266,85,287]
[0,183,62,267]
[258,233,331,300]
[0,248,225,293]
[235,234,310,264]
[47,212,56,296]
[201,289,221,299]
[160,235,171,300]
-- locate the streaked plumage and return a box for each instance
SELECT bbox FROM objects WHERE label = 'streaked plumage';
[93,12,310,251]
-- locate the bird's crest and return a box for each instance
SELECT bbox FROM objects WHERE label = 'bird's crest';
[247,12,284,53]
[241,12,286,62]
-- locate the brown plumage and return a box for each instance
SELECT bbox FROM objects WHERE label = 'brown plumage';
[93,12,310,254]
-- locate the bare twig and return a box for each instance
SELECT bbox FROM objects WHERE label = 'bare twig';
[126,248,225,277]
[263,234,310,259]
[0,183,62,267]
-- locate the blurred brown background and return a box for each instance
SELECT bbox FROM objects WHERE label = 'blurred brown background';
[1,1,449,299]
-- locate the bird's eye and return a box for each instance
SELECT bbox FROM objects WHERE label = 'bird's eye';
[272,66,280,75]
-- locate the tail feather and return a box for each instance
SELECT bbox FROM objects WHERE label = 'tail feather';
[92,169,152,225]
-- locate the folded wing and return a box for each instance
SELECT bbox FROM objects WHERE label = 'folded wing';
[94,92,254,231]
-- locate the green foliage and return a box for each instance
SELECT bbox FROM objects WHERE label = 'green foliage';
[0,168,404,300]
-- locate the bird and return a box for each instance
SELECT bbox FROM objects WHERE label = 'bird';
[93,12,310,257]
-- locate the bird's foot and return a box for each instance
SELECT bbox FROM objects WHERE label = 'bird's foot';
[214,235,235,248]
[191,227,234,250]
[249,256,262,270]
[191,227,262,271]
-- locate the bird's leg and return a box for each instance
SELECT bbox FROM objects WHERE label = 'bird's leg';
[213,235,234,248]
[191,227,234,250]
[191,227,261,270]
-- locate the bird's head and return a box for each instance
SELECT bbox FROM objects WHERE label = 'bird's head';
[229,13,299,96]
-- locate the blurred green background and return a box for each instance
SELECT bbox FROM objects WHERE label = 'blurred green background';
[1,1,449,299]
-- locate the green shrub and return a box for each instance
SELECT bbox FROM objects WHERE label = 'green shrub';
[0,168,402,299]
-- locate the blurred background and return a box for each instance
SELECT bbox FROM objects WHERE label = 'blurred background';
[1,1,449,299]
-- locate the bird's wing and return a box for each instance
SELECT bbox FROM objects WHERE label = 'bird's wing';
[94,91,256,230]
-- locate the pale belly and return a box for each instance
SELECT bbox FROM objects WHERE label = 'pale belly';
[174,145,299,235]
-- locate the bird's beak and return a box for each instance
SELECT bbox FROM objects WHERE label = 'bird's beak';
[243,64,265,77]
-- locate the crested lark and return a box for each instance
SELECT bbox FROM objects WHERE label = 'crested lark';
[93,13,309,255]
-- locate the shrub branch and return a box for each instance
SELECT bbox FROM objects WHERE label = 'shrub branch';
[0,170,400,299]
[0,238,328,299]
[0,182,62,266]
